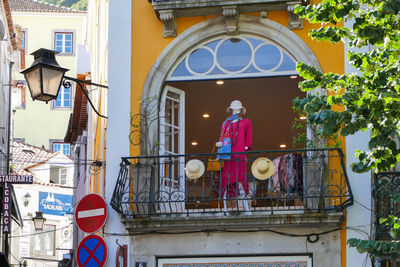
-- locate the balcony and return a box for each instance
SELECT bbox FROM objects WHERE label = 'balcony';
[111,148,353,234]
[150,0,303,37]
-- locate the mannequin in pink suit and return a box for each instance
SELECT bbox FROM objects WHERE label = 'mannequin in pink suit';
[216,100,252,215]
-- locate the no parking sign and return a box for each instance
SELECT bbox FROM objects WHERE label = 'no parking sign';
[76,234,108,267]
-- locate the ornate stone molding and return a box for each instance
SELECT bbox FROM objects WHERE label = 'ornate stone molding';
[222,6,238,34]
[143,15,322,100]
[159,9,176,37]
[287,2,303,29]
[152,0,304,37]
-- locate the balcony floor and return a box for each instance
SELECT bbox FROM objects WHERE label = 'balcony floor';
[122,211,344,234]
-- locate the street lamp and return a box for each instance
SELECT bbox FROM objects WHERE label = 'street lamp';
[21,49,68,103]
[32,211,46,232]
[23,192,31,207]
[21,48,108,119]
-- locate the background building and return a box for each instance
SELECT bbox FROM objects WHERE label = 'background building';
[98,1,366,266]
[0,1,23,265]
[9,0,87,155]
[10,141,74,267]
[64,0,376,266]
[65,0,108,259]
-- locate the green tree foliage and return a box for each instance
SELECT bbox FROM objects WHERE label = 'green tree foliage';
[294,0,400,260]
[40,0,87,11]
[71,0,87,11]
[294,0,400,174]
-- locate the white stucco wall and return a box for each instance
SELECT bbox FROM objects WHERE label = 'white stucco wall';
[0,1,13,176]
[129,228,341,267]
[29,153,74,186]
[71,132,89,263]
[105,0,132,266]
[12,184,73,266]
[344,20,372,267]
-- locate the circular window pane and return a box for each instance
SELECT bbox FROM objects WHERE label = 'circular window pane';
[187,48,214,74]
[217,38,252,72]
[254,44,282,71]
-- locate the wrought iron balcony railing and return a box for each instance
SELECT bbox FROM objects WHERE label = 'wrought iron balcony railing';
[111,148,353,219]
[374,172,400,240]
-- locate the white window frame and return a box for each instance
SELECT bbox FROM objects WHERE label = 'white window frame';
[59,168,67,185]
[52,29,76,56]
[159,85,185,156]
[52,85,72,109]
[51,140,71,156]
[158,85,186,213]
[31,224,56,257]
[50,165,68,185]
[20,29,26,50]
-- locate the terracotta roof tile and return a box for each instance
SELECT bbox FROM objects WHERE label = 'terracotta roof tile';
[9,0,85,13]
[11,140,57,183]
[3,0,17,50]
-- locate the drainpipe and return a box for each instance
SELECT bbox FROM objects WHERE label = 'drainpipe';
[6,61,13,176]
[5,60,14,261]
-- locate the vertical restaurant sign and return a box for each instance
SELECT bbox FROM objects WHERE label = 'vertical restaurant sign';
[0,175,34,233]
[39,192,73,216]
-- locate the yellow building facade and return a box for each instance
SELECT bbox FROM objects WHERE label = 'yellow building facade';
[10,1,86,154]
[102,1,368,266]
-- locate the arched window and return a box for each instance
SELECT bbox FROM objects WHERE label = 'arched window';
[168,35,297,81]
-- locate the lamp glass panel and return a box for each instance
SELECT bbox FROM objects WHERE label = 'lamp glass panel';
[24,67,42,98]
[41,67,65,97]
[33,216,46,231]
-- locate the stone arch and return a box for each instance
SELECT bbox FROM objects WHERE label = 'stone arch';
[142,14,321,100]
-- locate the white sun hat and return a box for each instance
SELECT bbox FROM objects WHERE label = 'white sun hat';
[185,159,205,180]
[251,157,274,180]
[227,100,246,114]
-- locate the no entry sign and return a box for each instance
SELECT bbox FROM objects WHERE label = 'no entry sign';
[75,194,107,233]
[76,234,108,267]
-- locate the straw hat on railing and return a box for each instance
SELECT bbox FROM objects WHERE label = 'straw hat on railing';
[185,159,205,180]
[251,157,274,180]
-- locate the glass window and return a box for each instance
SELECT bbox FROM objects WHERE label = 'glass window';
[54,32,73,54]
[168,35,298,81]
[50,165,68,185]
[53,143,70,156]
[53,86,71,108]
[216,38,252,72]
[60,168,67,185]
[254,44,282,71]
[187,48,214,74]
[32,224,55,257]
[20,31,25,50]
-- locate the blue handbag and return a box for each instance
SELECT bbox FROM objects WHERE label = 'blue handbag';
[217,137,231,160]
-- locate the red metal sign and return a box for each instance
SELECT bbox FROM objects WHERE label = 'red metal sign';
[75,193,107,233]
[77,234,108,267]
[116,244,128,267]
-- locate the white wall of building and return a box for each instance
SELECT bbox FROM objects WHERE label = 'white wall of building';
[12,184,73,266]
[0,0,13,175]
[105,0,132,266]
[345,20,372,267]
[129,229,341,267]
[9,150,74,266]
[29,153,74,186]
